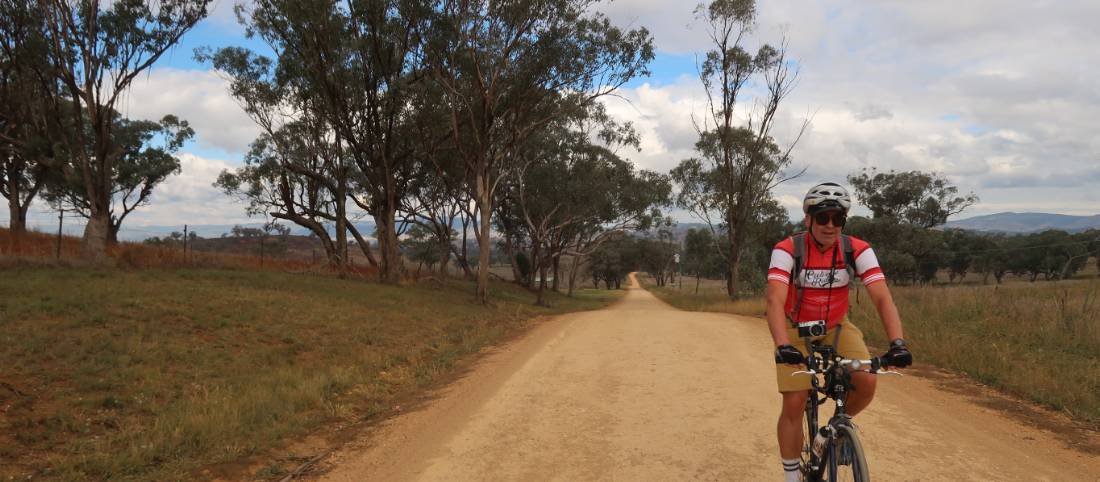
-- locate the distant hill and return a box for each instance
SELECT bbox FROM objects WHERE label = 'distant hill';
[943,212,1100,234]
[119,221,376,242]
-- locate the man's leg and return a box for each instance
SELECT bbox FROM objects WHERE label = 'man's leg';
[778,390,809,458]
[778,390,809,481]
[836,320,875,417]
[845,371,877,416]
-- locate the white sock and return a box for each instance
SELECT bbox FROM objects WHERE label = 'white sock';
[782,457,801,482]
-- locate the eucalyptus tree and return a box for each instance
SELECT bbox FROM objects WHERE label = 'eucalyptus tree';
[199,45,376,275]
[46,114,194,243]
[223,0,431,283]
[428,0,654,303]
[847,167,978,229]
[214,123,352,268]
[504,106,671,304]
[671,0,804,298]
[404,164,464,277]
[36,0,209,261]
[0,0,54,237]
[404,81,471,278]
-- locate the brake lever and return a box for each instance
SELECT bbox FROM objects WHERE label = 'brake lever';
[791,370,817,377]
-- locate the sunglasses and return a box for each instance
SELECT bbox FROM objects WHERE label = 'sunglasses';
[812,211,846,227]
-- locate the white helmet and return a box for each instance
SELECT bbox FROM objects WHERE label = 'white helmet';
[803,182,852,214]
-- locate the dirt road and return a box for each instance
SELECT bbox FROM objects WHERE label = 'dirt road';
[317,274,1100,481]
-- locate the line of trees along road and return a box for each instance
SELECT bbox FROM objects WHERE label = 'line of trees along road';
[0,0,669,305]
[674,168,1099,290]
[202,0,664,303]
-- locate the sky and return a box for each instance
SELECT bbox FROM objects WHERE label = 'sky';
[8,0,1100,236]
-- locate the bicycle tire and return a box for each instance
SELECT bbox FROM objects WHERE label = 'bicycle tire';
[826,424,869,482]
[800,398,824,481]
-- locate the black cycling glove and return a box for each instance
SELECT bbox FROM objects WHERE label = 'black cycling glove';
[775,344,805,365]
[881,339,913,368]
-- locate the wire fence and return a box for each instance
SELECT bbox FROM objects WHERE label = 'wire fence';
[0,213,383,279]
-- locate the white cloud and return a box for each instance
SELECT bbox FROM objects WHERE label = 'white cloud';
[123,152,255,227]
[600,77,706,175]
[119,68,260,156]
[596,0,1100,221]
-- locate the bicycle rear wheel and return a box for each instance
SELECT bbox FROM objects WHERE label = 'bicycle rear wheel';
[826,424,869,482]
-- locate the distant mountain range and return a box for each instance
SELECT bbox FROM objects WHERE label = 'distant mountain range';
[118,221,377,242]
[943,212,1100,234]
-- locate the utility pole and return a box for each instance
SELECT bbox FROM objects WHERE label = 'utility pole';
[183,224,188,263]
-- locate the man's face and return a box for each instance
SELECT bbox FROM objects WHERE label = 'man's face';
[804,208,845,248]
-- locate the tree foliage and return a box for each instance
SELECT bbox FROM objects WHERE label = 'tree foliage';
[46,114,194,242]
[0,0,54,236]
[428,0,654,303]
[671,0,804,299]
[847,167,979,228]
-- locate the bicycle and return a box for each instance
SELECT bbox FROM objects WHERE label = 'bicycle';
[791,341,901,482]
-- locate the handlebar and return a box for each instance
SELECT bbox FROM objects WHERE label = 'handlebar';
[790,356,904,377]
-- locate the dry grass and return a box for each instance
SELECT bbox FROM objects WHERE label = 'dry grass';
[850,280,1100,425]
[0,262,621,480]
[638,272,1100,425]
[0,227,376,277]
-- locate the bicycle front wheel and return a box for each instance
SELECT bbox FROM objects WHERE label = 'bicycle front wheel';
[826,424,869,482]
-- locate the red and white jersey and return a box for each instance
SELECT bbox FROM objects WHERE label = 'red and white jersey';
[767,235,885,328]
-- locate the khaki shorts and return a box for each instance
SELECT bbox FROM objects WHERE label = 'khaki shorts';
[776,319,872,393]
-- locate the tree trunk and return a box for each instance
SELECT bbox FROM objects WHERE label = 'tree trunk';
[6,197,26,253]
[567,255,582,297]
[552,256,561,292]
[376,206,402,284]
[475,175,491,303]
[695,275,701,294]
[504,236,522,283]
[528,242,541,289]
[7,192,25,235]
[726,212,748,299]
[82,209,110,262]
[346,222,379,268]
[536,262,547,306]
[334,179,349,278]
[438,236,452,277]
[107,223,119,245]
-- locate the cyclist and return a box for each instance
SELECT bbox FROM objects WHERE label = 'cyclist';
[766,182,913,482]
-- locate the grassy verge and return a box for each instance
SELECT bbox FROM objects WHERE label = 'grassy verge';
[638,273,1100,425]
[0,267,622,480]
[850,280,1100,425]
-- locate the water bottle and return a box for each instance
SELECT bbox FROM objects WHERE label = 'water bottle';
[811,426,830,458]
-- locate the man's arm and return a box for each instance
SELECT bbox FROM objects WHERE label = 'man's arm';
[766,280,792,347]
[863,281,904,342]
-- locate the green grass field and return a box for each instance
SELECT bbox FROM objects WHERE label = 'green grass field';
[0,267,622,480]
[640,272,1100,426]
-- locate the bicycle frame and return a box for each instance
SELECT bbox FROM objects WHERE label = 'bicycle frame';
[796,342,881,479]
